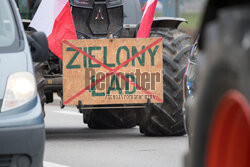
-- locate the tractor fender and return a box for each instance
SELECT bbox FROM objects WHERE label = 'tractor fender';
[152,17,187,29]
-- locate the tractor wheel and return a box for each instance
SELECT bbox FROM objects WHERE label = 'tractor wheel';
[34,62,46,118]
[84,109,137,129]
[139,28,192,136]
[187,7,250,167]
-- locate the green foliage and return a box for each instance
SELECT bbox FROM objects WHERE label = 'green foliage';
[180,13,202,30]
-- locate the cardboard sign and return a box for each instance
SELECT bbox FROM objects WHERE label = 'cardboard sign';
[63,38,163,105]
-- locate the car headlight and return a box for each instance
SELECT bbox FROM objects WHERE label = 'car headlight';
[1,72,37,112]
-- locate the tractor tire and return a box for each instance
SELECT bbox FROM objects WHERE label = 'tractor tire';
[84,109,137,129]
[187,7,250,167]
[34,62,46,118]
[139,28,192,136]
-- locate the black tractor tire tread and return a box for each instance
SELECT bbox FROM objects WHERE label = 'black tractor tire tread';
[163,53,178,71]
[85,110,137,129]
[175,67,186,81]
[153,104,175,123]
[172,35,192,46]
[174,46,193,62]
[140,28,191,136]
[163,91,178,109]
[163,74,178,90]
[163,41,177,54]
[151,31,174,40]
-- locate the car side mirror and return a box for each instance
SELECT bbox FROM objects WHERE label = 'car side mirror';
[27,32,49,62]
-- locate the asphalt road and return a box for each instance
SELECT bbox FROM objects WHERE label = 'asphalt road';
[44,104,189,167]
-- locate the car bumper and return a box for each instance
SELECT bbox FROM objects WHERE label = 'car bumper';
[0,96,45,167]
[0,124,45,167]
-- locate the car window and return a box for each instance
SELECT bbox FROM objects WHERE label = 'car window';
[0,0,16,47]
[0,0,21,53]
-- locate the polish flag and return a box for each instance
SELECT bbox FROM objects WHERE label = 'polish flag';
[137,0,158,38]
[29,0,77,60]
[142,3,147,12]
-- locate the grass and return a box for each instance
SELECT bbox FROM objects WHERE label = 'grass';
[180,13,202,30]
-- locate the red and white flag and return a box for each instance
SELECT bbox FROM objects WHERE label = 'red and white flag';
[137,0,158,38]
[30,0,77,59]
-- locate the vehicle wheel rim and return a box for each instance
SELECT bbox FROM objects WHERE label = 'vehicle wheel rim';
[206,90,250,167]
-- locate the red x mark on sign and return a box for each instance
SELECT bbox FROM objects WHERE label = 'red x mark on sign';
[63,38,163,105]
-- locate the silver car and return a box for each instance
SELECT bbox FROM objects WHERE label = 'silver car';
[0,0,48,166]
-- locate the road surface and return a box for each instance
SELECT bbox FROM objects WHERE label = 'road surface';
[44,104,189,167]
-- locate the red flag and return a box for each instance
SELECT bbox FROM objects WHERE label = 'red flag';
[142,3,147,12]
[137,0,158,38]
[30,0,77,60]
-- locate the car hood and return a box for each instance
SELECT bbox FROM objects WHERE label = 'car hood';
[0,52,27,100]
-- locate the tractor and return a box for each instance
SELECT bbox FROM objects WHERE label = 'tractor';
[184,0,250,166]
[18,0,192,136]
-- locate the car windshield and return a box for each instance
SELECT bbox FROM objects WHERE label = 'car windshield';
[0,0,17,48]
